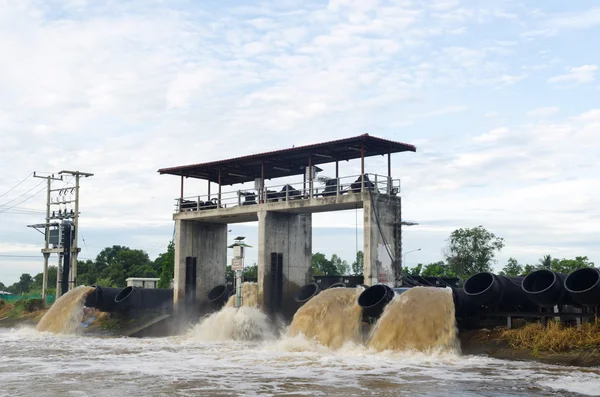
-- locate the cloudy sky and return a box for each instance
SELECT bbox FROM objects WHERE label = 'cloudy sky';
[1,0,599,285]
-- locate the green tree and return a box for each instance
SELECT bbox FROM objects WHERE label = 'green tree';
[406,263,422,276]
[421,261,456,277]
[0,281,6,291]
[444,226,505,279]
[76,259,97,286]
[156,241,175,288]
[92,245,153,287]
[499,257,523,276]
[551,256,594,274]
[523,264,536,274]
[95,276,116,287]
[30,266,59,291]
[538,254,552,270]
[351,251,364,276]
[311,252,338,276]
[331,254,349,276]
[18,273,33,294]
[243,264,258,279]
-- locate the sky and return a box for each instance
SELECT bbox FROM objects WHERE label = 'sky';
[1,0,599,285]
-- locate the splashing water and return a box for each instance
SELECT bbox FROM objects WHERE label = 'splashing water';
[225,281,259,308]
[36,286,95,334]
[287,287,364,349]
[185,306,275,342]
[367,286,459,352]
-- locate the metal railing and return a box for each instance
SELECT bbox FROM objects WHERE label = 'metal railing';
[174,173,400,213]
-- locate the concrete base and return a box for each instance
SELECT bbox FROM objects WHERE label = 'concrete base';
[173,220,227,313]
[364,194,402,287]
[172,191,403,315]
[257,211,312,319]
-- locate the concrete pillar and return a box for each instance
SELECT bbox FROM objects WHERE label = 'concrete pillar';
[364,194,402,287]
[173,219,227,312]
[257,211,312,318]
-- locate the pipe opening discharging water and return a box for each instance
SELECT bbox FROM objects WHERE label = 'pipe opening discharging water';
[225,282,259,308]
[287,287,364,349]
[207,284,230,307]
[294,283,320,303]
[188,282,271,341]
[357,284,394,318]
[565,268,600,306]
[36,286,95,334]
[367,287,459,353]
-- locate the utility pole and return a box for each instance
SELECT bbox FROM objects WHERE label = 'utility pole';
[58,170,93,290]
[32,172,63,304]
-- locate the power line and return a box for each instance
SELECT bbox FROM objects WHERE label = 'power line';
[0,172,33,199]
[0,184,47,214]
[0,180,45,209]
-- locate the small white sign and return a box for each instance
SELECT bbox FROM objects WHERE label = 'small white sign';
[231,258,244,270]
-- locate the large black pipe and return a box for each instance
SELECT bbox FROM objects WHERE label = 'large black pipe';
[61,223,72,296]
[522,270,576,307]
[452,288,480,318]
[328,282,346,289]
[357,284,396,318]
[463,272,534,310]
[84,286,123,312]
[565,268,600,306]
[207,284,231,307]
[294,283,321,303]
[115,286,174,312]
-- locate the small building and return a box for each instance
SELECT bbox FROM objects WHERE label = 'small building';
[126,277,160,289]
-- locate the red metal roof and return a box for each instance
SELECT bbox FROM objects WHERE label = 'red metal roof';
[158,134,416,185]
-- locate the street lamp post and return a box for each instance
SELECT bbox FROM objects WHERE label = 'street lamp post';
[403,248,421,268]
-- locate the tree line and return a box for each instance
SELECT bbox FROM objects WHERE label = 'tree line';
[0,225,595,295]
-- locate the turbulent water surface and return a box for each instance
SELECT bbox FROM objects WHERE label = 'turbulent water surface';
[2,285,600,396]
[1,326,600,397]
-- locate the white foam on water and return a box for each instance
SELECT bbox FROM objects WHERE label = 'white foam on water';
[539,375,600,396]
[2,327,600,396]
[182,306,276,342]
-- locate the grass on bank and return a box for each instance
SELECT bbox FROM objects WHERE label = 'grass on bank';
[501,320,600,353]
[0,298,47,321]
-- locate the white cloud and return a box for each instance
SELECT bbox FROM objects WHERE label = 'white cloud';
[1,1,599,283]
[547,65,598,84]
[472,127,510,142]
[526,106,559,117]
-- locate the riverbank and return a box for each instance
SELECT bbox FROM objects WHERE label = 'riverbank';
[460,326,600,367]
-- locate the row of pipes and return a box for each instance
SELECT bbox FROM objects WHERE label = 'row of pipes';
[84,267,600,320]
[294,267,600,319]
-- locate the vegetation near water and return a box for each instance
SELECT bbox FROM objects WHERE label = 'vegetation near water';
[501,320,600,353]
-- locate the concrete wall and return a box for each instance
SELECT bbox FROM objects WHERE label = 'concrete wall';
[173,219,227,311]
[364,194,402,287]
[257,211,312,318]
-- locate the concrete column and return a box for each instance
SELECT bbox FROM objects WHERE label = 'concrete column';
[193,222,227,305]
[257,210,312,318]
[364,193,402,287]
[173,219,194,307]
[173,219,228,312]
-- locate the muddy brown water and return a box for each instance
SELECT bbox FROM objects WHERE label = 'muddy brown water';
[2,285,599,396]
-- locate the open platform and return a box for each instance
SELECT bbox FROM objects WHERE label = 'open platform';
[158,134,416,318]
